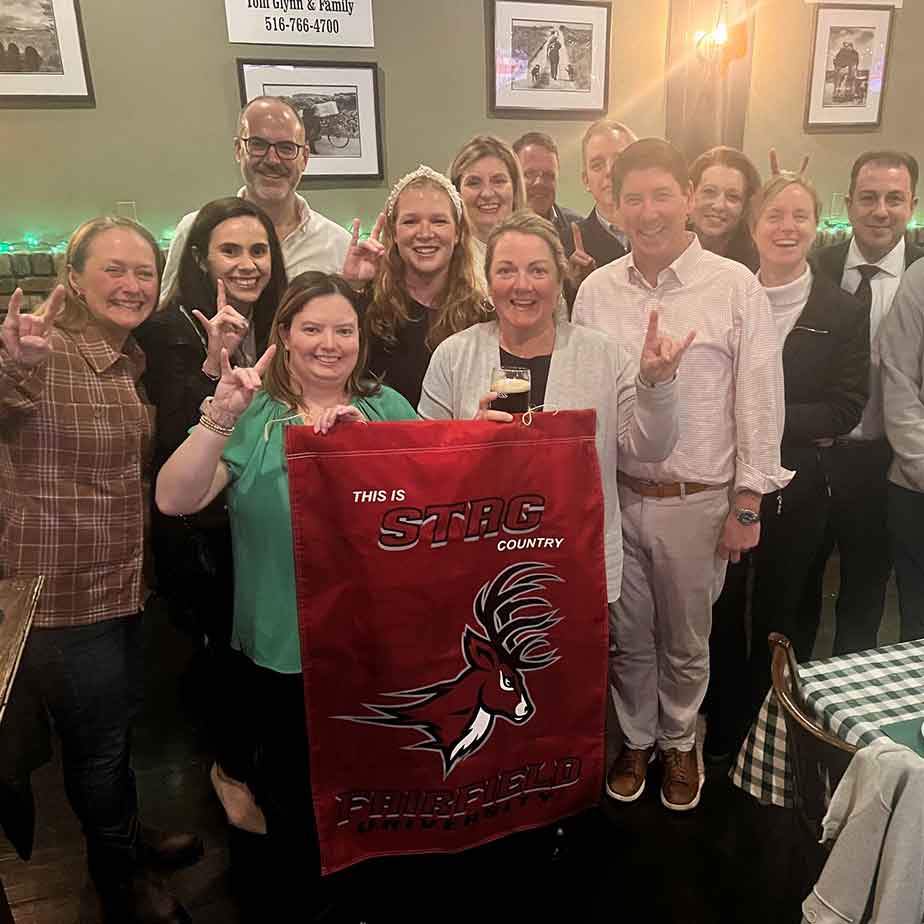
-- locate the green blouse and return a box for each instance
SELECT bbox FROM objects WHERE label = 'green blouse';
[222,387,417,674]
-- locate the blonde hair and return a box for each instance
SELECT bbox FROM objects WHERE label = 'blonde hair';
[484,211,568,287]
[367,176,490,349]
[448,135,527,213]
[749,173,821,230]
[55,217,164,331]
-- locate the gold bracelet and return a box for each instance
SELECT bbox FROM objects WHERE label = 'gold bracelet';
[199,413,234,437]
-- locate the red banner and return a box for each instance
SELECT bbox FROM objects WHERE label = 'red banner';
[285,411,608,874]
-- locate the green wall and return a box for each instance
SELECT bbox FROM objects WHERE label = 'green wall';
[0,0,668,244]
[5,0,921,247]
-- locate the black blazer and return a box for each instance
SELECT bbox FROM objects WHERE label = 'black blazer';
[813,234,924,286]
[575,208,628,269]
[779,266,870,454]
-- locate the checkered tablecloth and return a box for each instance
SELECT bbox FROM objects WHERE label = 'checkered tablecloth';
[731,639,924,807]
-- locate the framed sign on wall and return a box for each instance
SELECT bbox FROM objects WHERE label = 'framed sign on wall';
[0,0,93,108]
[224,0,374,47]
[489,0,611,115]
[804,4,894,131]
[238,59,383,180]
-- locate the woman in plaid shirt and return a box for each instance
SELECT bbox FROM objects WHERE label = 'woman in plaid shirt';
[0,217,202,923]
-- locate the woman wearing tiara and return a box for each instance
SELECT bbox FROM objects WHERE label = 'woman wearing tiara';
[340,165,490,407]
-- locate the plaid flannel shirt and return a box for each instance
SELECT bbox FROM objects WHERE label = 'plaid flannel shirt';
[0,322,154,628]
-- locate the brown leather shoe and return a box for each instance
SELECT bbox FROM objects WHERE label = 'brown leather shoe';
[660,747,703,811]
[605,745,655,802]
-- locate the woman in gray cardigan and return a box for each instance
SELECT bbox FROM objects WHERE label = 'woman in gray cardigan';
[418,211,692,604]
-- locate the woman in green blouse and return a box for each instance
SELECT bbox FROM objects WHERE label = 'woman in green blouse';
[155,271,415,916]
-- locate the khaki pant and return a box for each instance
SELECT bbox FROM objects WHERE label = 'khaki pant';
[610,484,730,751]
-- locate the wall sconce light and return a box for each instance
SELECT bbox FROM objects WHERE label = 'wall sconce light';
[695,1,729,63]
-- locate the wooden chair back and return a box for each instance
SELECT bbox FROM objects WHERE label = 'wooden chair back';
[768,633,858,841]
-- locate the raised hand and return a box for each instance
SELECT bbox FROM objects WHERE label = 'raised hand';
[769,147,810,177]
[192,280,250,377]
[1,286,65,369]
[474,392,513,424]
[567,222,596,287]
[206,344,276,429]
[341,213,386,288]
[639,310,695,385]
[313,404,366,435]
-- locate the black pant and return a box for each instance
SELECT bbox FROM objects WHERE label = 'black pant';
[17,614,144,889]
[797,439,892,655]
[888,481,924,642]
[704,555,750,754]
[749,452,831,713]
[218,651,324,917]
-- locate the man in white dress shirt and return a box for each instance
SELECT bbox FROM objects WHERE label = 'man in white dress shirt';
[160,96,350,300]
[573,139,791,811]
[809,152,921,654]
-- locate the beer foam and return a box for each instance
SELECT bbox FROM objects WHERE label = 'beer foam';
[492,378,529,394]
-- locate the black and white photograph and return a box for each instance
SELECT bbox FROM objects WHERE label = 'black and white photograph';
[0,0,63,74]
[805,5,893,130]
[0,0,92,106]
[263,83,361,158]
[508,20,593,92]
[237,60,383,180]
[491,1,610,114]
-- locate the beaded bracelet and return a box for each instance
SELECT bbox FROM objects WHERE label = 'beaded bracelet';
[199,413,234,437]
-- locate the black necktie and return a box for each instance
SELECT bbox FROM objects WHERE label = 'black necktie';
[853,264,880,313]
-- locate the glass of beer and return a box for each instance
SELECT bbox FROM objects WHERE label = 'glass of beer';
[490,366,531,414]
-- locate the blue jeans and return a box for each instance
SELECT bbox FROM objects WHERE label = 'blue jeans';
[18,613,144,888]
[888,482,924,642]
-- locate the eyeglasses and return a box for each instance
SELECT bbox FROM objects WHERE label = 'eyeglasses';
[524,170,557,184]
[237,136,305,160]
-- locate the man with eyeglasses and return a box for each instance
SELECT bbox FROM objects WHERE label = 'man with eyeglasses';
[512,131,582,256]
[161,95,350,299]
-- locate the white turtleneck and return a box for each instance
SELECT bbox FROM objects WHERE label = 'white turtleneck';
[761,265,813,347]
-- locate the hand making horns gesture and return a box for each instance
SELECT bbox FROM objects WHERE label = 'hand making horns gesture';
[639,309,696,385]
[769,147,810,178]
[341,213,386,288]
[192,280,250,377]
[205,344,277,430]
[1,285,65,369]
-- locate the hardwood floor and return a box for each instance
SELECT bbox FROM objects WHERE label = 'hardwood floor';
[0,565,901,923]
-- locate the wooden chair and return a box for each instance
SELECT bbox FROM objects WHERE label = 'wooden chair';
[768,632,858,842]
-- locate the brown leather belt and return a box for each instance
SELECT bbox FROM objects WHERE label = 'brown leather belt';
[617,470,728,499]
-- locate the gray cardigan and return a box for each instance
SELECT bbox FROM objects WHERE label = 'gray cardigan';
[881,259,924,492]
[418,319,679,602]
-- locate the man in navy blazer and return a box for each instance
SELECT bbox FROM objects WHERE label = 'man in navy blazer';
[512,131,583,255]
[805,151,922,654]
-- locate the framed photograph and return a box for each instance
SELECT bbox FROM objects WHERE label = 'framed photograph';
[804,5,894,131]
[237,59,383,181]
[490,0,610,116]
[0,0,94,108]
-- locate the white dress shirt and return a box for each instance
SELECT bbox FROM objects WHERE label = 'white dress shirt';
[841,236,905,440]
[160,189,350,303]
[573,234,792,495]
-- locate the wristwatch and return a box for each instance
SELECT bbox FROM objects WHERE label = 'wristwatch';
[734,506,761,525]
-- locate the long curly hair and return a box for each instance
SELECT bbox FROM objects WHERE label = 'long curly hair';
[366,177,490,349]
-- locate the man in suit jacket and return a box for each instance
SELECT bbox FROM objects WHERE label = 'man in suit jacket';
[512,131,583,255]
[574,119,638,270]
[806,151,922,654]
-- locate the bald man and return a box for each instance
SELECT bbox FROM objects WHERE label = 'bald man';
[161,96,350,299]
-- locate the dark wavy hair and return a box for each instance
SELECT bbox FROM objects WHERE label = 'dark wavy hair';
[263,271,380,410]
[162,197,287,353]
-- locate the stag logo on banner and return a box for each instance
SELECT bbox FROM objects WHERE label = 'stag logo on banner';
[338,562,563,776]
